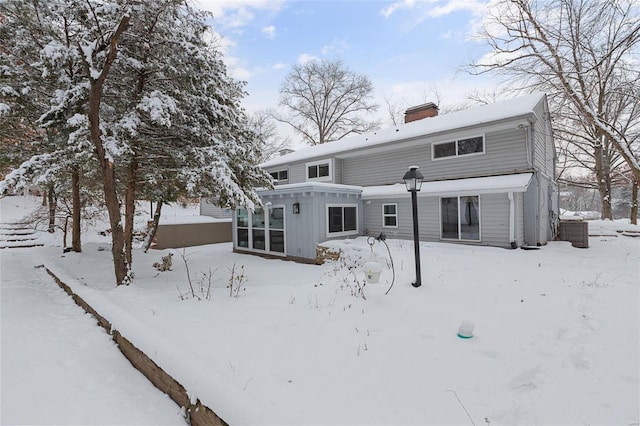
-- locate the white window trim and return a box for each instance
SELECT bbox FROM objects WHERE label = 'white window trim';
[431,134,485,161]
[326,203,358,238]
[439,195,482,242]
[235,205,286,256]
[382,203,398,228]
[306,158,333,182]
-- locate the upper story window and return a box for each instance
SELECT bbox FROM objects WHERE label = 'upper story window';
[433,136,484,160]
[306,159,332,182]
[269,169,289,184]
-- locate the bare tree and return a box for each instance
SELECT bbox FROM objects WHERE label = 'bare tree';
[249,111,292,162]
[470,0,640,221]
[382,85,449,126]
[554,92,637,218]
[273,58,379,145]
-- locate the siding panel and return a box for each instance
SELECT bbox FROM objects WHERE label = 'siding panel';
[342,127,531,187]
[479,193,511,247]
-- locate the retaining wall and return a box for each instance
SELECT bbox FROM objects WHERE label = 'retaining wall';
[42,267,228,426]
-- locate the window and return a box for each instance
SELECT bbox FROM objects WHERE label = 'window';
[236,206,286,254]
[252,207,265,250]
[433,136,484,159]
[236,208,249,248]
[382,203,398,228]
[434,142,456,159]
[440,196,480,241]
[327,204,358,236]
[268,206,285,253]
[306,159,332,182]
[269,169,288,183]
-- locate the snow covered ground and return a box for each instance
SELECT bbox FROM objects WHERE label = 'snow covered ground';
[1,195,639,425]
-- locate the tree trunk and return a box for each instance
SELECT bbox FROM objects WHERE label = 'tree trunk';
[85,15,130,286]
[124,157,138,265]
[47,186,56,233]
[71,169,81,252]
[631,178,638,226]
[143,200,163,253]
[594,140,613,220]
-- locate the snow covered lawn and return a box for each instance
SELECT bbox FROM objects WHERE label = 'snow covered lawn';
[1,196,638,425]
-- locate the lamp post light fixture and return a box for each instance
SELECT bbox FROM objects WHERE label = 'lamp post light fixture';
[403,165,424,288]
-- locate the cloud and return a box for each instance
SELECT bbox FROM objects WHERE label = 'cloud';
[192,1,286,83]
[321,39,350,56]
[380,0,418,18]
[195,0,285,29]
[297,53,319,64]
[262,25,277,39]
[381,0,489,31]
[428,0,487,18]
[273,62,287,70]
[223,54,253,81]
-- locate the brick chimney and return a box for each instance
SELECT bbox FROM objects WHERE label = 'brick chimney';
[404,102,439,123]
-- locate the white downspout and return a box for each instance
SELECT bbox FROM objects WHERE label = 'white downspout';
[508,192,516,248]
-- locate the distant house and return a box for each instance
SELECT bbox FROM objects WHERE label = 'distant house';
[231,92,559,263]
[199,197,232,219]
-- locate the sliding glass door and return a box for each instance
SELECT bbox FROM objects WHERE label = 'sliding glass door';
[440,196,480,241]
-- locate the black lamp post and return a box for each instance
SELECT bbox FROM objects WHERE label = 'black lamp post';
[403,166,424,288]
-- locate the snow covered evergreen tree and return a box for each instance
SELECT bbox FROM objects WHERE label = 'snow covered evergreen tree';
[1,0,270,286]
[104,0,271,263]
[0,0,99,249]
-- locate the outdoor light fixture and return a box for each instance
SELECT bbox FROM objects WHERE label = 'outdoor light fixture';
[292,202,300,214]
[403,166,424,288]
[403,165,424,192]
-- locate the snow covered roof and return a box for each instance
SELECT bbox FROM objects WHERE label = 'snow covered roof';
[361,173,533,199]
[262,93,546,168]
[255,173,533,198]
[256,181,363,196]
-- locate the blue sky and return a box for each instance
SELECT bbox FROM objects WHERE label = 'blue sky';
[196,0,499,131]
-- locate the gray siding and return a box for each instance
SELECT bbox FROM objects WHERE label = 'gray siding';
[342,127,531,187]
[363,193,512,248]
[268,159,341,185]
[515,192,525,247]
[334,158,343,184]
[532,99,555,178]
[523,172,556,246]
[479,193,511,247]
[200,198,232,219]
[289,163,306,183]
[523,175,539,245]
[267,122,542,188]
[234,189,362,262]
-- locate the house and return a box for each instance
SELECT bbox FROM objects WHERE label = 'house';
[231,92,559,263]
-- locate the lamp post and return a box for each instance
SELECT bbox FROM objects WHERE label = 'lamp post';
[403,166,424,288]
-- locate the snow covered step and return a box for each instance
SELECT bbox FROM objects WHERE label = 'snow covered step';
[1,237,39,242]
[0,222,45,248]
[0,242,45,249]
[0,230,37,236]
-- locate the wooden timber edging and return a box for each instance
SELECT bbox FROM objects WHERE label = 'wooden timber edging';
[41,266,228,426]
